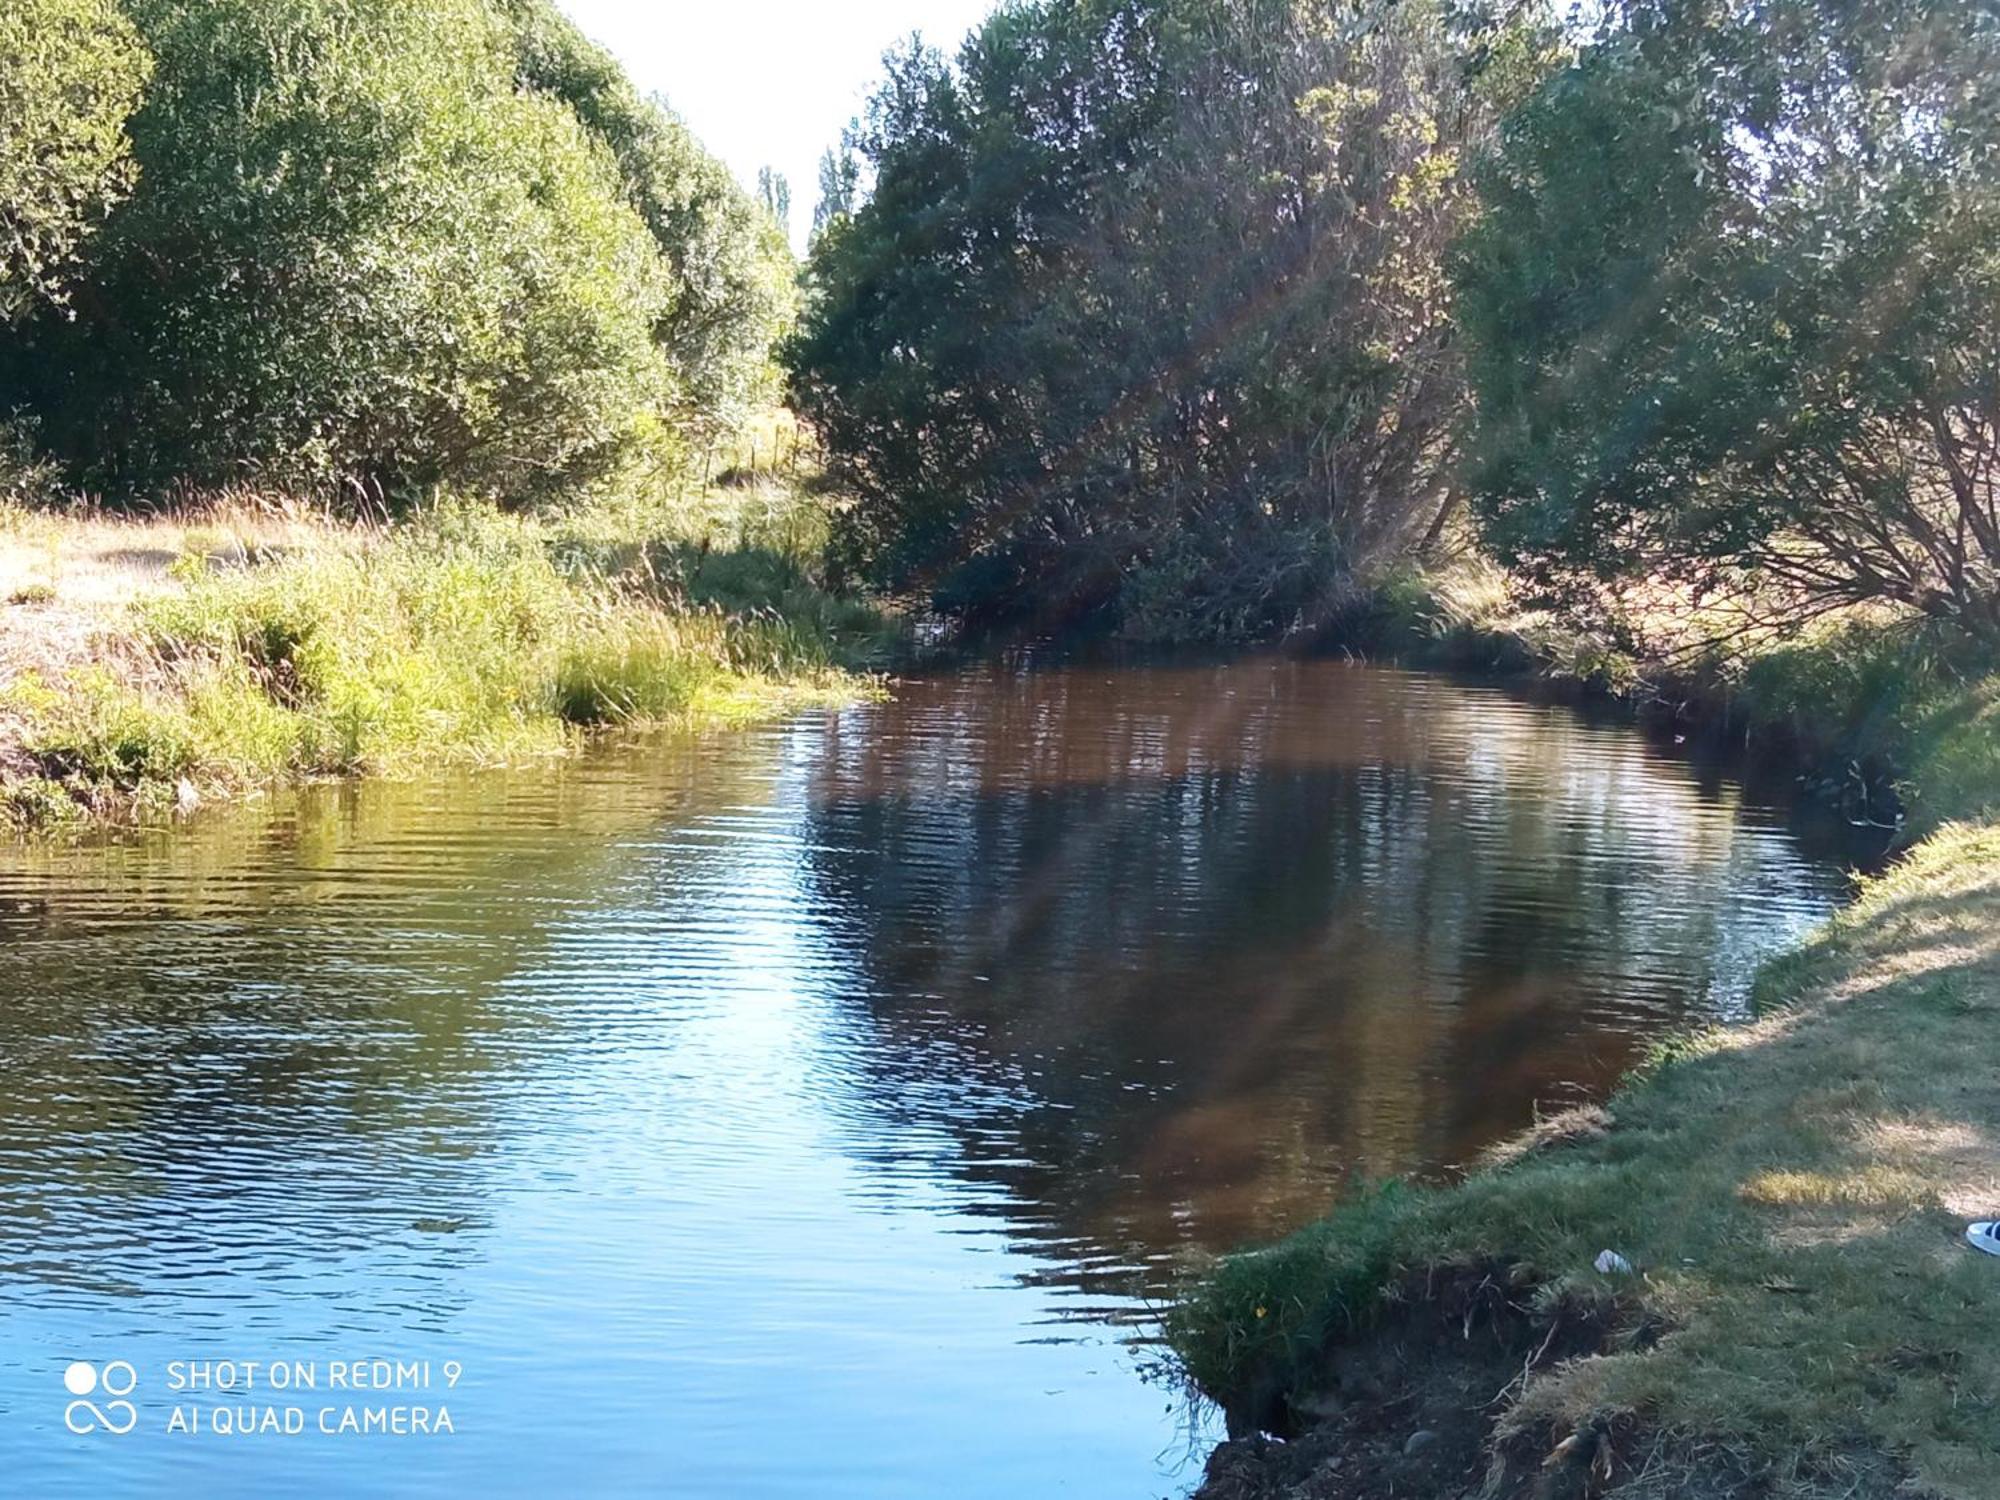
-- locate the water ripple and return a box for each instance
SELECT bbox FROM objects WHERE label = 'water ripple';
[0,659,1865,1498]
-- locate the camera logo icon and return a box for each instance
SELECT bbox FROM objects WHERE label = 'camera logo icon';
[63,1361,138,1435]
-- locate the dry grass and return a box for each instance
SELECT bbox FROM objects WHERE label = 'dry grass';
[0,495,354,679]
[0,496,361,782]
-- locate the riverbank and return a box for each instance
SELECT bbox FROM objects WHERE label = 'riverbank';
[0,480,887,832]
[1169,586,2000,1496]
[1357,562,1998,835]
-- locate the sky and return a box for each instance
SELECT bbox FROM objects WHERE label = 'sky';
[556,0,998,249]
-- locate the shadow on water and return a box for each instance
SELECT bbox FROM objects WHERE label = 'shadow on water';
[787,657,1871,1292]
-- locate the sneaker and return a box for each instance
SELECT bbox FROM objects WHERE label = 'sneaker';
[1967,1222,2000,1256]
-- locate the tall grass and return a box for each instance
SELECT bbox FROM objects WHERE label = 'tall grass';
[2,490,882,824]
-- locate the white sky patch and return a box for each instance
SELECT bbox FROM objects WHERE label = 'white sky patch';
[556,0,998,249]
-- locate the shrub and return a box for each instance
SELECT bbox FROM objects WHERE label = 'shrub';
[4,0,674,504]
[0,0,151,321]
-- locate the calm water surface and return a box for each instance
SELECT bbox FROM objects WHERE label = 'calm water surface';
[0,659,1859,1497]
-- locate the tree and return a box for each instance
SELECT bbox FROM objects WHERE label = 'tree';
[1456,0,2000,640]
[0,0,151,322]
[3,0,676,503]
[810,140,860,246]
[500,0,797,442]
[788,0,1540,636]
[757,167,792,232]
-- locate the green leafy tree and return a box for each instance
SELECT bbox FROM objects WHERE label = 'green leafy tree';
[0,0,151,322]
[500,0,797,443]
[5,0,675,502]
[789,0,1539,635]
[810,140,860,246]
[1457,0,2000,639]
[757,167,792,232]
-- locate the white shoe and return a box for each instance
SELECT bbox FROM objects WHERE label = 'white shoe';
[1967,1222,2000,1256]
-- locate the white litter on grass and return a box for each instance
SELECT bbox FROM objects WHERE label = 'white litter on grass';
[1594,1249,1633,1275]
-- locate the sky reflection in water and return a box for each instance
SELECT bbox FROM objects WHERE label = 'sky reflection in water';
[0,659,1858,1497]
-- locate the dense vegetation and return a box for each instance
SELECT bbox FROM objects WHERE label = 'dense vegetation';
[1,0,1997,1485]
[0,0,868,828]
[789,0,1550,635]
[1458,0,2000,642]
[0,0,790,504]
[1,485,877,827]
[500,0,795,446]
[11,0,1994,654]
[0,0,151,324]
[793,0,2000,654]
[783,6,2000,1484]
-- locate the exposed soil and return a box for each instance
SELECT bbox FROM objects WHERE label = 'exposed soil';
[1190,1259,1911,1500]
[1193,1262,1627,1500]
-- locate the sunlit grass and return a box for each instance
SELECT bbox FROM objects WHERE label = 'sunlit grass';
[0,483,886,828]
[1171,560,2000,1494]
[1170,816,2000,1496]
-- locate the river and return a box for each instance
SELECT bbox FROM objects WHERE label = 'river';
[0,657,1863,1497]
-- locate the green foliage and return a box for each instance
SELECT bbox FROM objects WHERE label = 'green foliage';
[1736,621,1961,760]
[134,506,591,770]
[810,142,859,246]
[0,417,68,510]
[5,492,875,813]
[789,0,1544,634]
[1728,617,2000,827]
[1904,679,2000,827]
[1457,0,2000,639]
[543,471,894,653]
[553,621,713,727]
[499,0,798,441]
[0,774,85,831]
[0,0,799,507]
[755,167,791,233]
[3,0,677,503]
[0,0,151,322]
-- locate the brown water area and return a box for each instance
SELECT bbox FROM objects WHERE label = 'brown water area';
[0,657,1860,1498]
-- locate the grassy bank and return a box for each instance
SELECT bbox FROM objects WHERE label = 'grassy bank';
[0,480,888,831]
[1359,561,2000,835]
[1169,590,2000,1497]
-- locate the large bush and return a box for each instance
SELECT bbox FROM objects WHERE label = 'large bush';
[1456,0,2000,640]
[0,0,151,322]
[499,0,797,443]
[0,0,783,506]
[21,0,680,502]
[788,0,1542,635]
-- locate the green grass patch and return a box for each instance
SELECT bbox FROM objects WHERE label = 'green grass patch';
[1169,821,2000,1495]
[1170,567,2000,1491]
[1,484,886,828]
